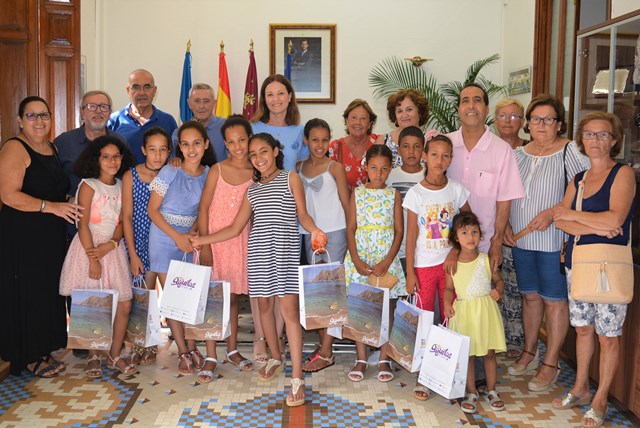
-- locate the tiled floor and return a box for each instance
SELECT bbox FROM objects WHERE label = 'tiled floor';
[2,336,639,427]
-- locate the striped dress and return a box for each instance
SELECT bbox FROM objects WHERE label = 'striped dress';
[247,170,300,297]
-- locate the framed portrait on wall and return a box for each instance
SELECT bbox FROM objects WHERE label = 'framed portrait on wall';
[270,24,336,103]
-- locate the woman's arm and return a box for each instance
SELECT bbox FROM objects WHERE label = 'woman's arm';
[330,161,350,218]
[371,189,403,276]
[405,209,419,294]
[192,194,252,246]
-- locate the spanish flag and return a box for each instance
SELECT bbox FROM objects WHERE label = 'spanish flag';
[215,41,232,118]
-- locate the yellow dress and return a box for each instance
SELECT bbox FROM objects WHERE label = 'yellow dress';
[449,252,506,357]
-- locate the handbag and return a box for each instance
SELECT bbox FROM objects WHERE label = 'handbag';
[298,250,348,330]
[184,281,231,340]
[570,170,634,304]
[68,280,118,350]
[388,295,434,372]
[126,280,163,347]
[368,271,399,289]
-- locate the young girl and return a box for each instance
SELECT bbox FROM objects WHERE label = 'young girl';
[343,145,405,384]
[298,118,349,373]
[404,134,470,400]
[122,127,170,366]
[147,121,216,378]
[443,212,507,414]
[191,133,326,407]
[196,115,258,376]
[59,135,136,378]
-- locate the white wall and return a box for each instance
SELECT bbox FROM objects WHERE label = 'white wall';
[612,0,640,18]
[82,0,523,136]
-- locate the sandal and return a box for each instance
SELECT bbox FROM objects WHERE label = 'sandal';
[84,354,102,379]
[302,353,335,373]
[581,407,607,428]
[348,360,368,382]
[528,362,560,392]
[177,352,194,375]
[130,344,144,366]
[506,348,522,359]
[253,337,269,365]
[225,349,254,372]
[197,357,218,384]
[413,384,430,401]
[140,346,158,366]
[377,360,394,382]
[304,345,322,363]
[508,348,539,376]
[258,358,284,382]
[552,392,592,410]
[286,378,306,407]
[189,348,205,371]
[107,354,138,374]
[487,390,505,411]
[26,358,59,378]
[44,354,66,372]
[461,392,479,414]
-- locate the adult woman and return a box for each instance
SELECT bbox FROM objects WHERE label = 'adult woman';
[0,96,82,377]
[494,98,528,358]
[328,99,378,192]
[251,74,308,171]
[505,95,589,392]
[551,112,635,428]
[375,89,429,167]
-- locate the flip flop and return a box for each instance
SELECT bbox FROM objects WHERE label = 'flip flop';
[302,353,335,373]
[286,378,306,407]
[258,358,284,382]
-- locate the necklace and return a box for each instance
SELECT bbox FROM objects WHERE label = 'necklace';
[425,176,448,187]
[260,169,279,181]
[144,163,161,172]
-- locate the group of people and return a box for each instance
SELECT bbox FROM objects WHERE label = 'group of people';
[0,68,634,425]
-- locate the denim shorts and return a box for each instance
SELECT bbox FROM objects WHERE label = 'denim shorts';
[512,247,567,301]
[566,268,627,337]
[303,228,347,264]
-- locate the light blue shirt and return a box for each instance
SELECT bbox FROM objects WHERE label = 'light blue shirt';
[251,122,308,171]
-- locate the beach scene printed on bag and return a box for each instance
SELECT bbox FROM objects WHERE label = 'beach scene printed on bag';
[68,290,116,350]
[126,288,152,345]
[342,282,385,346]
[388,299,432,372]
[185,281,228,340]
[298,262,348,330]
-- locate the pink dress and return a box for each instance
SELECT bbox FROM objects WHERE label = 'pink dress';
[60,178,132,301]
[208,164,252,294]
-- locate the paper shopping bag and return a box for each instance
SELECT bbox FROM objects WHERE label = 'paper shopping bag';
[418,324,470,399]
[388,299,434,372]
[298,261,347,330]
[126,287,163,347]
[68,289,118,350]
[339,282,389,347]
[160,257,211,324]
[184,281,231,340]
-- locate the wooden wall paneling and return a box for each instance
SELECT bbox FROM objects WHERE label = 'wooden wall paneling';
[533,0,554,96]
[554,0,568,98]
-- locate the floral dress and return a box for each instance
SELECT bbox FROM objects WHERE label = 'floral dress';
[344,186,406,298]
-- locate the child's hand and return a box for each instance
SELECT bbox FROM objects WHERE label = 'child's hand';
[370,259,391,277]
[443,251,459,275]
[490,289,502,301]
[443,304,455,318]
[87,242,114,260]
[89,259,102,280]
[405,271,419,295]
[168,157,182,168]
[189,234,201,250]
[130,254,144,278]
[311,230,327,252]
[354,259,372,277]
[175,233,194,253]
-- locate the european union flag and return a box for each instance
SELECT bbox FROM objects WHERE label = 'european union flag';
[179,50,193,123]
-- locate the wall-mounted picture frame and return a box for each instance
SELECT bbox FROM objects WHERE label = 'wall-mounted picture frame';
[508,66,531,96]
[270,24,336,104]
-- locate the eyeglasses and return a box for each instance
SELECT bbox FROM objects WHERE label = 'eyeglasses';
[24,112,51,121]
[83,103,111,112]
[129,84,154,93]
[582,131,612,141]
[529,116,557,126]
[100,153,123,161]
[496,113,523,122]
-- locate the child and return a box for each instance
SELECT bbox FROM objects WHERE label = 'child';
[59,135,136,378]
[147,121,216,379]
[444,212,507,414]
[386,126,426,273]
[343,144,406,384]
[404,133,470,400]
[122,127,170,366]
[298,118,349,373]
[196,115,258,374]
[191,133,326,407]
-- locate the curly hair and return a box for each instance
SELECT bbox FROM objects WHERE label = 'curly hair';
[175,121,217,166]
[249,133,285,182]
[386,89,429,127]
[72,135,134,179]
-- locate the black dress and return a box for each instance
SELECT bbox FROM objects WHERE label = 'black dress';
[0,138,69,375]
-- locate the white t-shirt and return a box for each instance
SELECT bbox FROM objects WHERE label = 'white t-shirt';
[387,167,425,259]
[402,179,470,267]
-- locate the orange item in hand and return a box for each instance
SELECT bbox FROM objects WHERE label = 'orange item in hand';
[311,230,327,252]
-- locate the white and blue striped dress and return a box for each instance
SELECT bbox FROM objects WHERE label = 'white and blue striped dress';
[247,170,300,297]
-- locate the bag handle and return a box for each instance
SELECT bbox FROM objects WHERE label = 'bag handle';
[410,293,423,308]
[311,248,332,265]
[133,277,149,290]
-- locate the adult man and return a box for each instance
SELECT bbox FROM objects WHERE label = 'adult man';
[293,40,313,67]
[108,69,177,163]
[54,90,128,209]
[172,83,225,161]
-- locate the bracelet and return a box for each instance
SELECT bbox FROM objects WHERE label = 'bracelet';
[109,239,118,249]
[39,199,46,213]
